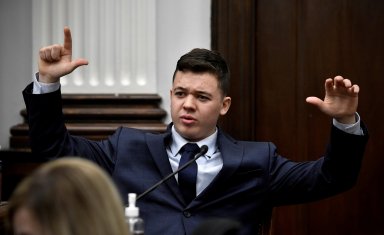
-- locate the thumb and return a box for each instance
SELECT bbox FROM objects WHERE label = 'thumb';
[70,58,89,71]
[306,96,323,108]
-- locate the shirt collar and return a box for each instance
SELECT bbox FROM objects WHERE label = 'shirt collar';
[170,125,218,159]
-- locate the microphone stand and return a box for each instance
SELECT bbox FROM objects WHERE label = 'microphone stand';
[136,145,208,201]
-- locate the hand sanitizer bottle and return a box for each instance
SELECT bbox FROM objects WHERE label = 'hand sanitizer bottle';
[125,193,145,235]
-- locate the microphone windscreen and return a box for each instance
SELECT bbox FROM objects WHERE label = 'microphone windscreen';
[200,145,208,154]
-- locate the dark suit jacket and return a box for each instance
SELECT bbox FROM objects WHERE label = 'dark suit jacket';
[23,83,369,235]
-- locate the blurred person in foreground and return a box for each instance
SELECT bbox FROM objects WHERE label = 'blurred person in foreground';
[6,158,129,235]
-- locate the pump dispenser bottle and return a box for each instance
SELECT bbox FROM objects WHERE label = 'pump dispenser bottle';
[125,193,145,235]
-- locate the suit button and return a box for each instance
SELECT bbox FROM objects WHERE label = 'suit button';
[183,211,192,218]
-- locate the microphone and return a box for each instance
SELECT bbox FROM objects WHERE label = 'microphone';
[136,145,208,201]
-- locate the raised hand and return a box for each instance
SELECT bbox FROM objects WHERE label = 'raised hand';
[38,26,88,83]
[306,76,359,124]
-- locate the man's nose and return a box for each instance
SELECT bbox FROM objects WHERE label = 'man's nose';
[183,95,196,109]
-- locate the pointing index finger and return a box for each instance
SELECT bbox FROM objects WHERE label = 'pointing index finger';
[63,26,72,52]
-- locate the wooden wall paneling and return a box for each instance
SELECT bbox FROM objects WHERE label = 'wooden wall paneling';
[211,0,257,140]
[297,1,384,234]
[297,1,356,235]
[256,1,313,234]
[212,0,384,234]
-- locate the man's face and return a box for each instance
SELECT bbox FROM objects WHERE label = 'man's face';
[170,71,231,141]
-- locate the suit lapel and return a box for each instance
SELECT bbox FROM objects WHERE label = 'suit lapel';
[145,129,185,204]
[190,130,244,207]
[213,131,244,183]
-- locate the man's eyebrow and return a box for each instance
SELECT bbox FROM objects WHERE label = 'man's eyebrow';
[173,86,212,97]
[195,90,212,97]
[196,90,210,95]
[173,86,186,90]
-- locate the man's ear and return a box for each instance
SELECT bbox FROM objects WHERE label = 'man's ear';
[220,96,231,115]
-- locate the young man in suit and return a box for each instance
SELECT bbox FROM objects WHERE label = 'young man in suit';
[23,27,368,235]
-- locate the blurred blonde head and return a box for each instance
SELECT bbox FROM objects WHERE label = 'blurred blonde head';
[6,157,129,235]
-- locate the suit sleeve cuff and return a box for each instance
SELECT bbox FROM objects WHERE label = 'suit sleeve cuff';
[33,72,61,94]
[333,113,364,135]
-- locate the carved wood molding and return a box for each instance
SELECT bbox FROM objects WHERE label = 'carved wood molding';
[9,94,167,149]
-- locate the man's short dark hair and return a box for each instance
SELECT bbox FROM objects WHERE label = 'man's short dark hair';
[173,48,230,96]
